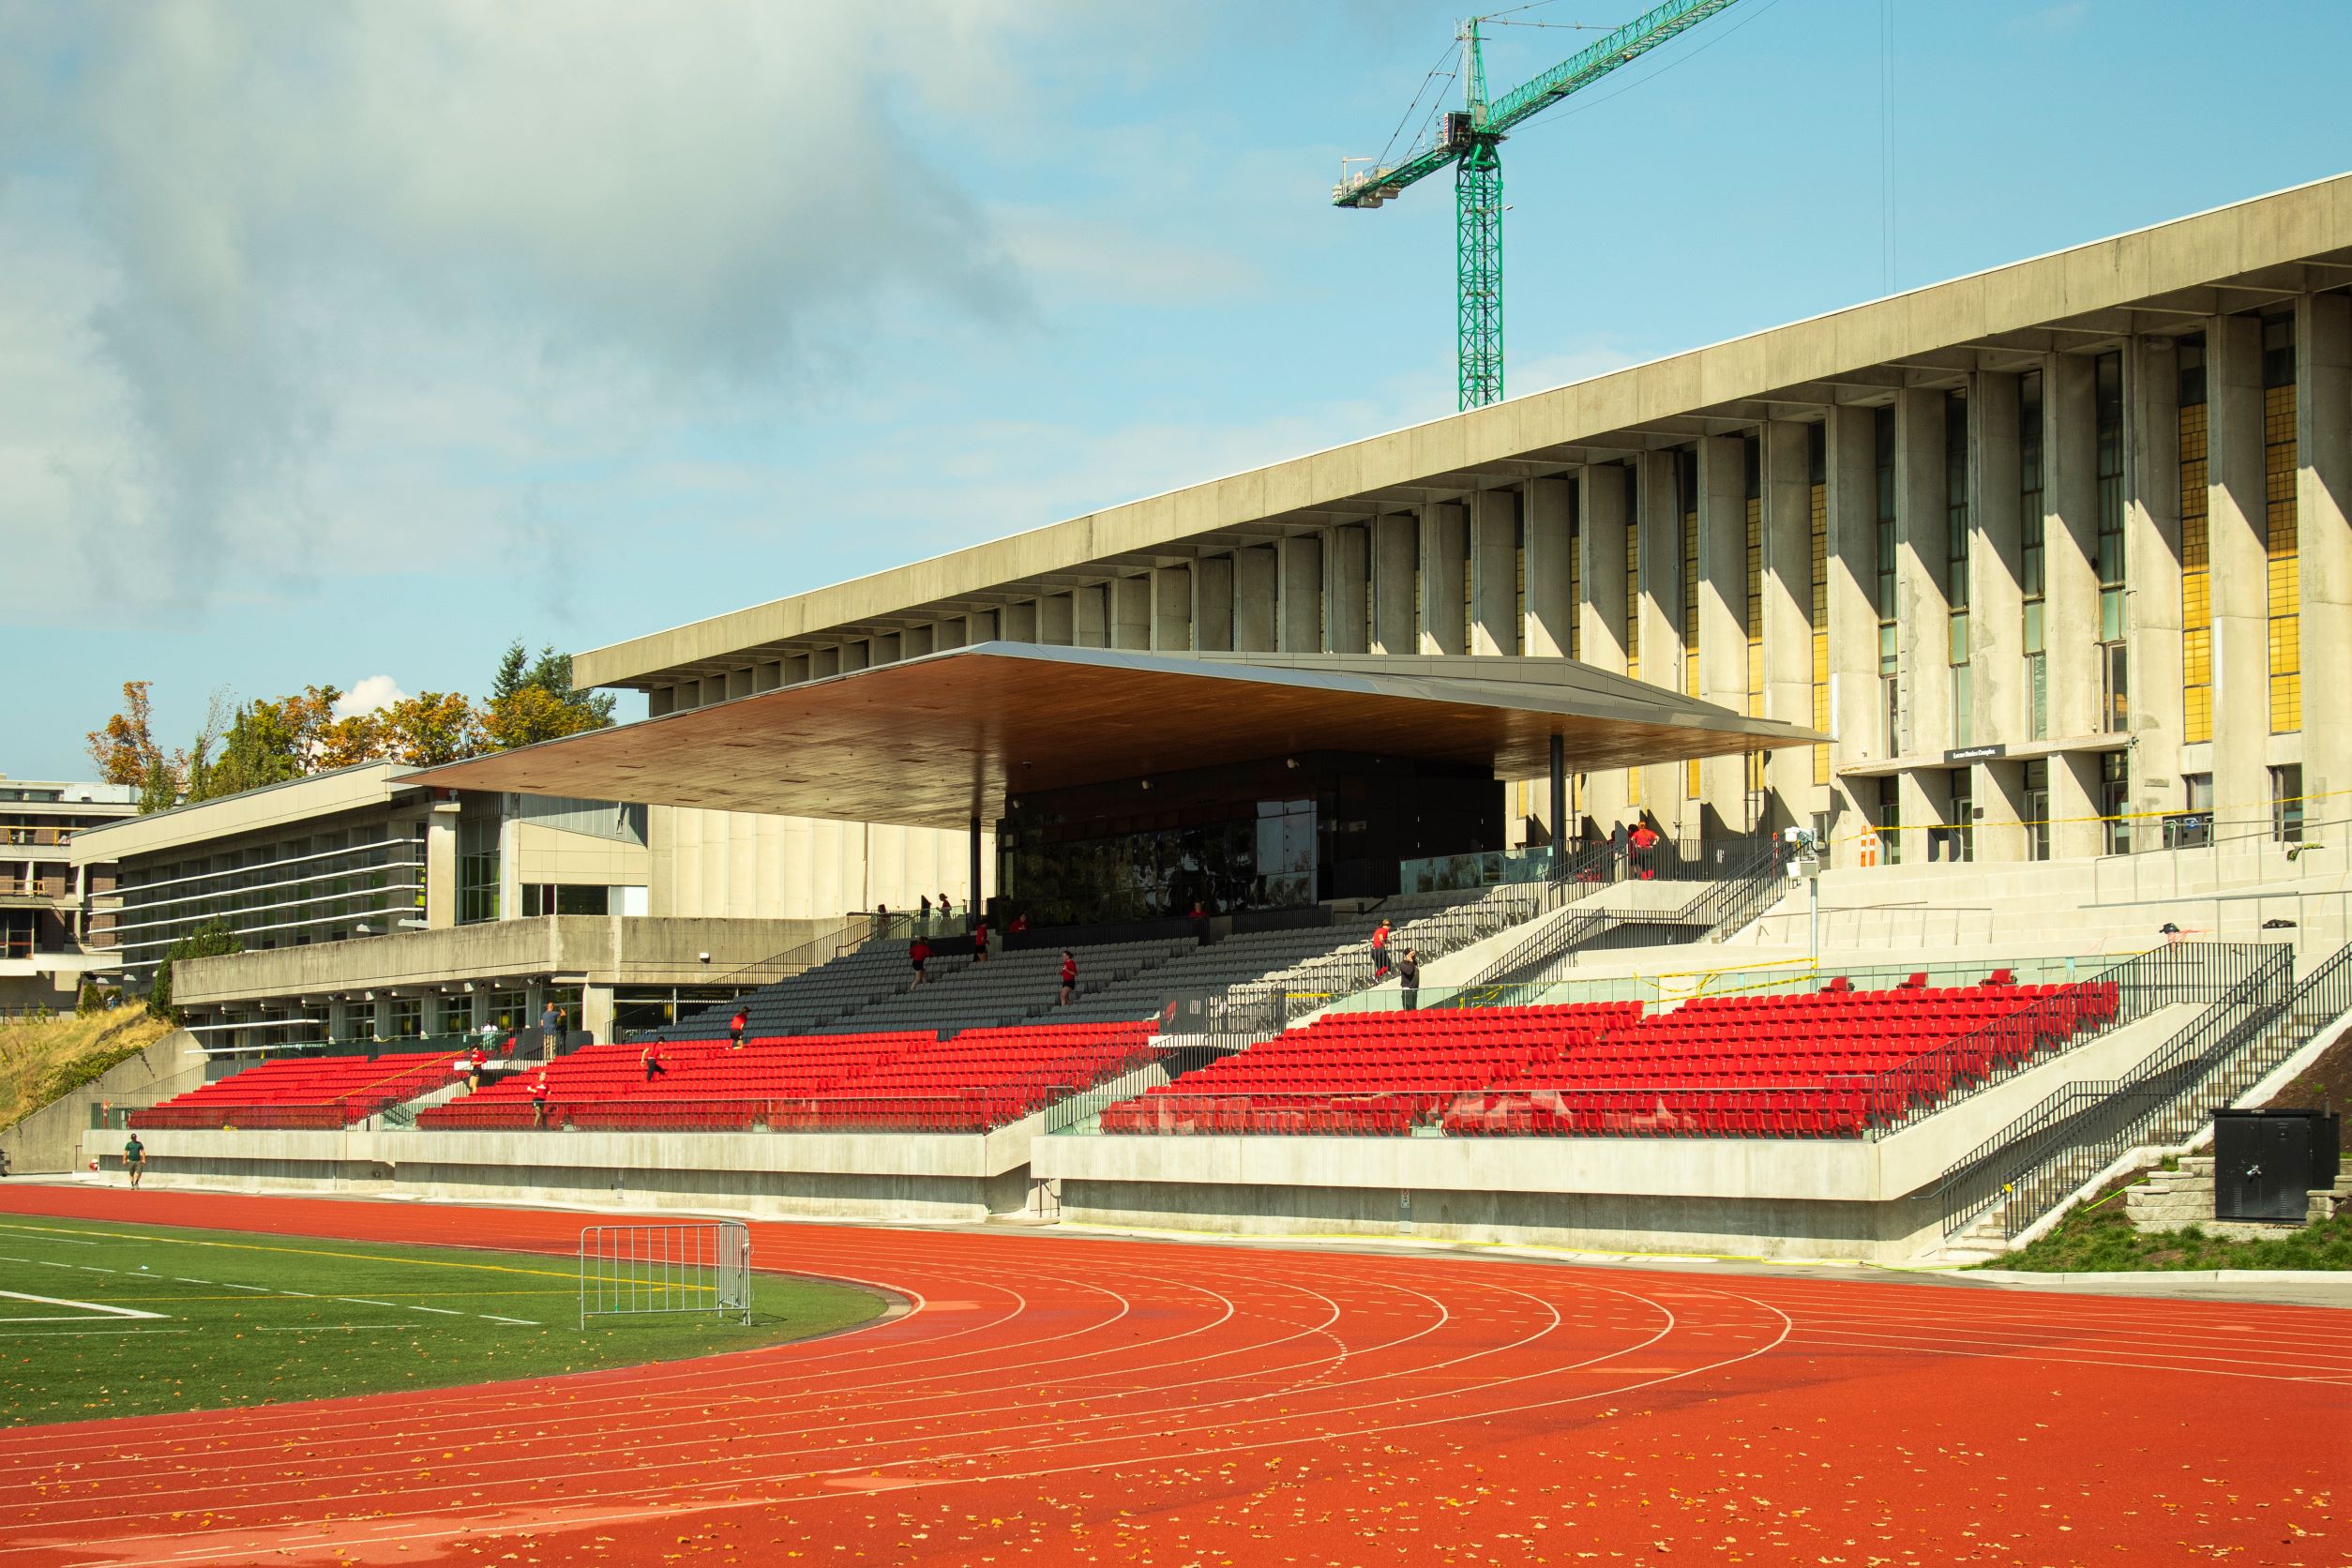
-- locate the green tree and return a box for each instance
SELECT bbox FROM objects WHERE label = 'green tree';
[146,918,242,1024]
[484,641,614,749]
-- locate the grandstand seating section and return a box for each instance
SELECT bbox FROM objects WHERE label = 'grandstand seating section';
[416,1019,1160,1134]
[1102,978,2121,1138]
[130,1051,459,1130]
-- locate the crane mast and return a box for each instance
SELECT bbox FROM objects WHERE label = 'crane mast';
[1334,0,1746,410]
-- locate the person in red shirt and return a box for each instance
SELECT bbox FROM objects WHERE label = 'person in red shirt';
[641,1040,667,1082]
[466,1044,488,1092]
[1009,912,1029,934]
[728,1007,748,1049]
[972,920,989,964]
[1059,949,1078,1007]
[1369,918,1393,978]
[909,937,931,988]
[528,1070,551,1129]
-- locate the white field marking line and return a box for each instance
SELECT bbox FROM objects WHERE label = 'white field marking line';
[1786,1331,2352,1386]
[0,1328,188,1340]
[71,1267,118,1275]
[66,1279,1776,1566]
[254,1326,414,1334]
[1780,1319,2352,1373]
[218,1283,267,1293]
[477,1315,539,1326]
[1788,1296,2352,1350]
[404,1306,462,1317]
[19,1265,1339,1498]
[335,1299,395,1308]
[34,1268,1606,1528]
[0,1228,96,1244]
[171,1280,212,1287]
[0,1289,167,1322]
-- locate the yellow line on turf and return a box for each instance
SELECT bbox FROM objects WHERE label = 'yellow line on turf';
[0,1222,577,1283]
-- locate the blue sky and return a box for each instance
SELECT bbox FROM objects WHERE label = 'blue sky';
[7,0,2350,780]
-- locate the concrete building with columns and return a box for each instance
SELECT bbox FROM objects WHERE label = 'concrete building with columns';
[68,761,979,1049]
[535,173,2352,876]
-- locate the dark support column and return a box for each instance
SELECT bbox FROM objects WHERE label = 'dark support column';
[1548,733,1567,868]
[969,815,983,930]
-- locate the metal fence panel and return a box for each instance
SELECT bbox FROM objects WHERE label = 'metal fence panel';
[578,1220,753,1328]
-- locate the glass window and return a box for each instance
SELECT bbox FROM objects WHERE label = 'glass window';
[2271,764,2304,844]
[2022,760,2050,863]
[1877,777,1902,867]
[458,819,500,925]
[2100,752,2130,856]
[2263,313,2300,733]
[2179,337,2211,744]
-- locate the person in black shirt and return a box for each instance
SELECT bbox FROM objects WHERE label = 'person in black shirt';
[1397,948,1422,1011]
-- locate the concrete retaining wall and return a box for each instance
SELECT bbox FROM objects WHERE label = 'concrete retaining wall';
[3,1026,204,1175]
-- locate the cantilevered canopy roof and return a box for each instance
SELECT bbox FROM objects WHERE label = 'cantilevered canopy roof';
[414,643,1817,831]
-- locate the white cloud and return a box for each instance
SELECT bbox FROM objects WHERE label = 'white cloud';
[334,675,409,718]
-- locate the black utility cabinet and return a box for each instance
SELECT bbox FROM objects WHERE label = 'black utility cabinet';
[2212,1109,2343,1223]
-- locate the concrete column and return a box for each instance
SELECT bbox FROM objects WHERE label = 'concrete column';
[1234,547,1277,652]
[1824,403,1882,867]
[963,611,998,645]
[1002,600,1038,642]
[2128,337,2184,831]
[930,622,964,653]
[2208,315,2269,837]
[1150,565,1193,652]
[1073,584,1109,649]
[1974,758,2029,865]
[838,640,872,672]
[781,653,810,686]
[580,983,614,1047]
[1417,503,1468,656]
[1523,477,1573,659]
[1577,466,1629,674]
[2050,751,2103,860]
[1760,421,1814,832]
[1193,555,1235,653]
[1110,577,1152,650]
[2044,354,2101,742]
[1369,517,1417,655]
[1325,525,1369,654]
[2299,293,2352,833]
[868,632,901,665]
[424,801,460,930]
[1637,449,1681,829]
[1696,435,1750,834]
[1894,387,1951,762]
[1278,534,1323,653]
[725,667,753,699]
[1468,490,1518,656]
[902,626,934,657]
[1970,372,2027,774]
[809,646,841,678]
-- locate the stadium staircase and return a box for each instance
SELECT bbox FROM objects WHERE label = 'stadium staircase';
[1460,837,1786,994]
[1931,938,2352,1257]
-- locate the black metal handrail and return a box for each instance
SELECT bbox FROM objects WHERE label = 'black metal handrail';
[1932,941,2312,1239]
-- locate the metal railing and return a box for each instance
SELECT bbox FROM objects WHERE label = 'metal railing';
[1464,837,1781,994]
[1933,941,2321,1240]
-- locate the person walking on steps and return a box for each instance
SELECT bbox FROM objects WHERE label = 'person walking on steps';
[529,1070,551,1129]
[1398,948,1422,1012]
[972,919,989,965]
[123,1132,146,1189]
[1370,917,1393,979]
[1059,949,1078,1007]
[641,1040,667,1083]
[909,934,932,988]
[728,1006,748,1049]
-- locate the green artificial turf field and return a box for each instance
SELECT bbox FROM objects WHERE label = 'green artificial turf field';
[0,1215,886,1425]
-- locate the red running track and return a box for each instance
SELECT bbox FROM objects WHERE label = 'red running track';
[0,1187,2345,1567]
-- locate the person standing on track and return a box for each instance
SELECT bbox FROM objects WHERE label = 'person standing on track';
[122,1132,146,1189]
[728,1006,748,1049]
[1059,948,1078,1006]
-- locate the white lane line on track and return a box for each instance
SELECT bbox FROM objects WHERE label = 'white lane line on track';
[1787,1331,2352,1385]
[47,1279,1794,1568]
[5,1265,1328,1499]
[1783,1319,2352,1372]
[11,1266,1621,1530]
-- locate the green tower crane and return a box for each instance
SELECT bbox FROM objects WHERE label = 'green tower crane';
[1334,0,1746,411]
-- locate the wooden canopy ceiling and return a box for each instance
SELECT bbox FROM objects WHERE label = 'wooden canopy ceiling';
[414,643,1817,830]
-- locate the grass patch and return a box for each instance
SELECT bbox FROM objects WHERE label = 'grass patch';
[0,1010,173,1132]
[0,1215,884,1425]
[1989,1167,2352,1273]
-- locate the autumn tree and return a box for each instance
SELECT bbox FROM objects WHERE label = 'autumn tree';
[378,692,487,765]
[85,681,163,787]
[483,642,615,750]
[195,686,347,802]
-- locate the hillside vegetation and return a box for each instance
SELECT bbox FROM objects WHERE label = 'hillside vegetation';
[0,1010,174,1131]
